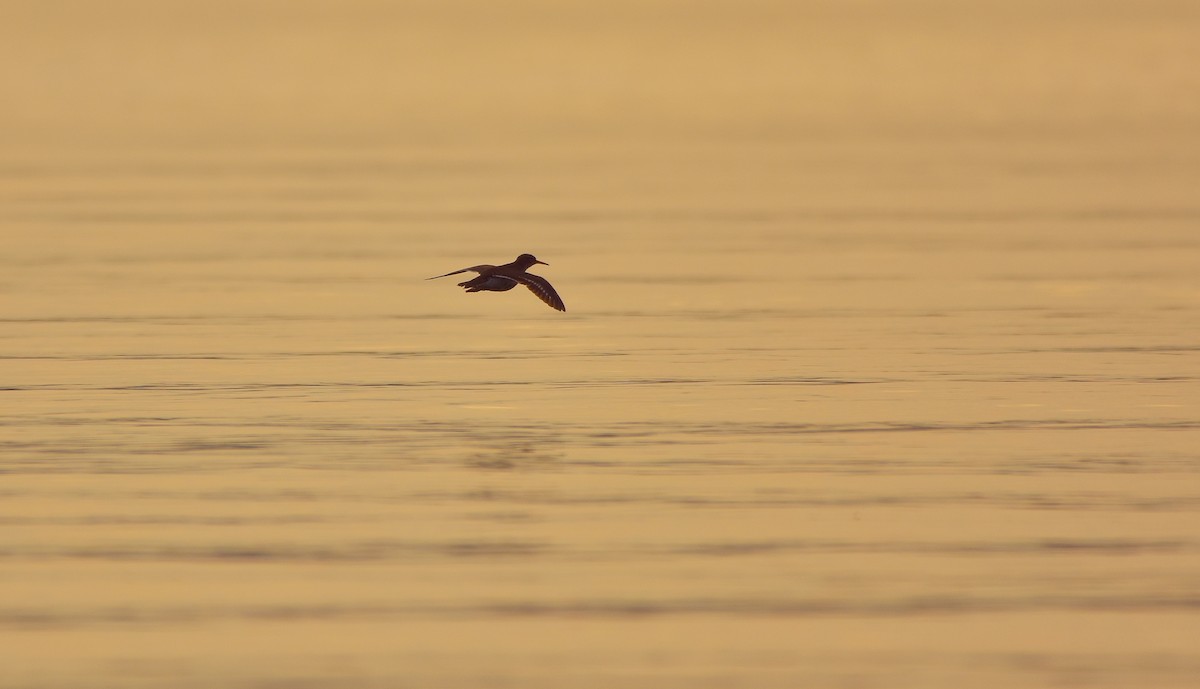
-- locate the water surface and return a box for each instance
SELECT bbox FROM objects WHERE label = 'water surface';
[3,2,1200,688]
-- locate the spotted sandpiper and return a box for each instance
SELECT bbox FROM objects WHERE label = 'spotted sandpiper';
[428,253,566,312]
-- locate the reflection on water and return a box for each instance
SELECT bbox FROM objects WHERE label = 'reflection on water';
[4,1,1200,687]
[3,148,1200,684]
[3,141,1198,686]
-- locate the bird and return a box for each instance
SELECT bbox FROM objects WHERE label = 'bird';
[427,253,566,312]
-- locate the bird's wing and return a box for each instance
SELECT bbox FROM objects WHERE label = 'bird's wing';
[426,264,494,280]
[514,273,566,311]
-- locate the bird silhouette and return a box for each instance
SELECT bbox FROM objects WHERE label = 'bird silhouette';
[428,253,566,312]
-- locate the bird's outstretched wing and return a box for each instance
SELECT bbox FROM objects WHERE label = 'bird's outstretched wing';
[426,264,494,280]
[515,273,566,311]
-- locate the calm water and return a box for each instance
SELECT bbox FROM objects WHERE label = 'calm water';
[3,139,1198,688]
[4,2,1200,688]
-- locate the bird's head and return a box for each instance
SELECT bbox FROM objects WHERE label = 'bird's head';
[516,253,548,267]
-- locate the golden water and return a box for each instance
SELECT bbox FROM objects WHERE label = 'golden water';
[2,2,1199,687]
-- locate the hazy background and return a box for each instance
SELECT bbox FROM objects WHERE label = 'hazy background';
[4,0,1199,148]
[2,2,1198,688]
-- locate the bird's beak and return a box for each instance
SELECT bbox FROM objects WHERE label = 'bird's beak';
[536,260,549,266]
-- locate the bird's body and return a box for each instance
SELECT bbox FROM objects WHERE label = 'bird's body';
[428,253,566,311]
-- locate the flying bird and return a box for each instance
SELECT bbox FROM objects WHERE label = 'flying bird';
[427,253,566,312]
